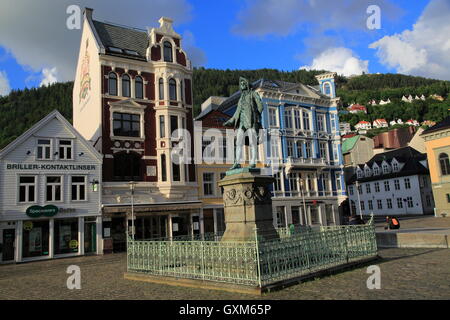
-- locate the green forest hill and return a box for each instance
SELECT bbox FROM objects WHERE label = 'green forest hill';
[0,69,449,149]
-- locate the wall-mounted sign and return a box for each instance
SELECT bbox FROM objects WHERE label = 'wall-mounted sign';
[23,221,33,231]
[69,240,79,249]
[26,205,59,218]
[6,164,96,171]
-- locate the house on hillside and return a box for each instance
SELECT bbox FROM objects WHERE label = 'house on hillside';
[378,99,391,105]
[406,119,420,126]
[355,121,371,132]
[347,104,367,114]
[373,119,388,129]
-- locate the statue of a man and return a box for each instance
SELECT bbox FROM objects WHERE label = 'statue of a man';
[223,77,263,170]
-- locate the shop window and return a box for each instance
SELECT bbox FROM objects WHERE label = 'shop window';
[135,76,143,99]
[46,176,62,202]
[71,176,86,201]
[163,41,173,62]
[113,152,141,181]
[19,176,36,203]
[22,220,50,258]
[37,139,52,160]
[54,218,79,255]
[58,139,73,160]
[169,78,177,101]
[113,112,140,137]
[203,172,214,196]
[122,74,131,97]
[108,72,117,96]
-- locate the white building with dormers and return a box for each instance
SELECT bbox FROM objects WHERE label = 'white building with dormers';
[346,147,434,216]
[0,111,103,263]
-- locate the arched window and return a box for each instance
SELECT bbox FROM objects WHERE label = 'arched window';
[122,74,130,97]
[113,152,141,181]
[169,78,177,101]
[108,72,117,96]
[439,153,450,175]
[135,76,143,99]
[163,41,173,62]
[159,78,164,100]
[323,82,331,96]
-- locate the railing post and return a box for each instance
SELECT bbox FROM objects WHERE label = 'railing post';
[254,227,262,288]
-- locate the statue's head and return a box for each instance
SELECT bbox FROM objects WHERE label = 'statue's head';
[239,77,249,91]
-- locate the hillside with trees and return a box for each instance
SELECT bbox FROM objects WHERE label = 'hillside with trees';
[0,70,448,149]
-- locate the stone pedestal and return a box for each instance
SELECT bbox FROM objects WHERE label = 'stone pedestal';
[218,168,278,241]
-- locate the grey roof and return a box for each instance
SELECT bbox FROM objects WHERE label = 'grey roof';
[92,20,148,61]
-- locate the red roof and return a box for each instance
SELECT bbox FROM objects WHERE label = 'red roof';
[348,104,366,111]
[357,121,370,124]
[374,118,387,123]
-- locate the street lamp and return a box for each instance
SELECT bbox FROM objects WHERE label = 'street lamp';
[128,181,136,240]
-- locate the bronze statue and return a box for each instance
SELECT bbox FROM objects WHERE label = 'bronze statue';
[223,77,263,170]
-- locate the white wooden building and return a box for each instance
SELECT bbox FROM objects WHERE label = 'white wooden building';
[0,111,103,263]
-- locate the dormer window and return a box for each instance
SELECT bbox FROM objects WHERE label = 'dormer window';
[365,168,371,177]
[357,169,363,178]
[163,41,173,62]
[323,82,331,96]
[373,166,380,175]
[122,74,131,97]
[37,139,52,160]
[392,161,399,172]
[382,164,390,174]
[58,140,73,160]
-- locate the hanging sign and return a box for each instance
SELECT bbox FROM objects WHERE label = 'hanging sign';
[26,205,59,218]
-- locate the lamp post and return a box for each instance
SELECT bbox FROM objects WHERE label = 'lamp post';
[300,179,307,225]
[129,181,136,240]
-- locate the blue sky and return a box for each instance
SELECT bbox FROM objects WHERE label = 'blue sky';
[0,0,447,96]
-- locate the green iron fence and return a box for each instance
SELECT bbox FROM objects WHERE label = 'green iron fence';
[127,218,377,287]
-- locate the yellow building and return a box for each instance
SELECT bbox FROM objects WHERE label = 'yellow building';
[421,116,450,216]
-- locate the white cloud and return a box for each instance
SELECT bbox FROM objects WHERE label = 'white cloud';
[0,70,11,96]
[300,47,368,77]
[0,0,193,83]
[370,0,450,80]
[182,31,207,67]
[40,67,58,87]
[233,0,401,37]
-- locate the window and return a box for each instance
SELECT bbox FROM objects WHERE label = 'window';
[22,220,49,258]
[360,201,365,211]
[159,115,165,138]
[161,154,167,181]
[366,183,371,194]
[447,194,450,203]
[287,140,294,157]
[384,181,390,192]
[159,78,164,100]
[333,144,339,162]
[170,115,178,136]
[407,196,413,208]
[392,161,399,172]
[317,113,325,132]
[349,186,354,195]
[387,198,393,209]
[319,142,328,160]
[302,111,310,130]
[46,176,62,202]
[113,152,141,181]
[368,200,373,210]
[296,141,303,158]
[203,173,214,196]
[322,173,329,192]
[294,110,301,129]
[19,176,36,203]
[135,76,143,99]
[108,72,117,95]
[163,41,173,62]
[330,114,336,132]
[71,176,86,201]
[324,82,331,96]
[122,74,130,97]
[305,141,312,158]
[382,164,390,174]
[394,179,400,190]
[172,162,180,182]
[374,182,380,192]
[169,78,177,101]
[358,185,362,195]
[365,168,371,177]
[357,170,363,179]
[270,136,279,159]
[404,178,411,189]
[373,166,379,175]
[377,199,383,210]
[289,173,298,192]
[113,112,140,137]
[180,80,184,102]
[269,108,278,127]
[37,139,51,160]
[439,153,450,175]
[335,173,342,191]
[54,219,78,254]
[58,140,73,160]
[397,198,403,209]
[284,109,293,129]
[273,172,282,192]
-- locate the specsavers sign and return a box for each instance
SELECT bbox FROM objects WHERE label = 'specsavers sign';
[26,205,59,218]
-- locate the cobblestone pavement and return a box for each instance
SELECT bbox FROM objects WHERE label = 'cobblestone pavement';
[1,248,449,300]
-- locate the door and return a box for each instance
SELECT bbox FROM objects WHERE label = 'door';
[1,229,15,262]
[84,222,97,254]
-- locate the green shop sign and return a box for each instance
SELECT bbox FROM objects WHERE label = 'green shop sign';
[26,205,59,218]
